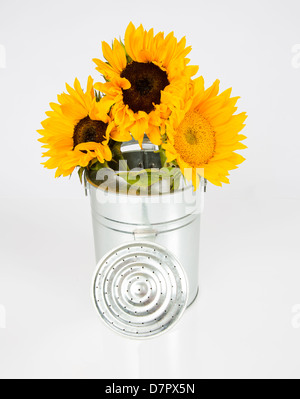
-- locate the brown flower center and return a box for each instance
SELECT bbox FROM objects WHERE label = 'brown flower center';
[121,61,169,114]
[73,116,107,148]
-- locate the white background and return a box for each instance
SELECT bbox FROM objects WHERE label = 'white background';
[0,0,300,379]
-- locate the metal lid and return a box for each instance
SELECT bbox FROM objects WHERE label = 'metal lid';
[93,242,188,339]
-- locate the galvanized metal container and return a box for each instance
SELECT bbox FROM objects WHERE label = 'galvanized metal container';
[88,141,205,338]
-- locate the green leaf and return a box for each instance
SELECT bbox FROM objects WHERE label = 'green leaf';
[116,168,183,190]
[119,38,133,64]
[94,90,102,102]
[108,141,128,171]
[78,167,85,184]
[157,148,167,168]
[88,159,109,172]
[117,170,160,187]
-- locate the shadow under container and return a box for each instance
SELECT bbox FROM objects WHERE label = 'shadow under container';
[87,172,205,338]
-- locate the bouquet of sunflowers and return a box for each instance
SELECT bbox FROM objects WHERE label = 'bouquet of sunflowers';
[38,22,247,191]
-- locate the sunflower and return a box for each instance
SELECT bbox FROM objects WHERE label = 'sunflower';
[38,77,117,178]
[93,22,199,146]
[163,77,247,188]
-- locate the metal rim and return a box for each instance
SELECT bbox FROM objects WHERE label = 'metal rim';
[92,242,188,339]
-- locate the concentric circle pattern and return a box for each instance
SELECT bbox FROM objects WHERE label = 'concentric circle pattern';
[93,242,188,338]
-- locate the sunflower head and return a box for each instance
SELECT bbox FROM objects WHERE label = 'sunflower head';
[93,22,199,146]
[163,77,247,188]
[38,77,113,178]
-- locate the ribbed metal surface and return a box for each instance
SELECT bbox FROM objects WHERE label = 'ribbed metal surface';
[93,242,188,338]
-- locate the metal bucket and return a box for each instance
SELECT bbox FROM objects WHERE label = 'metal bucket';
[87,142,205,338]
